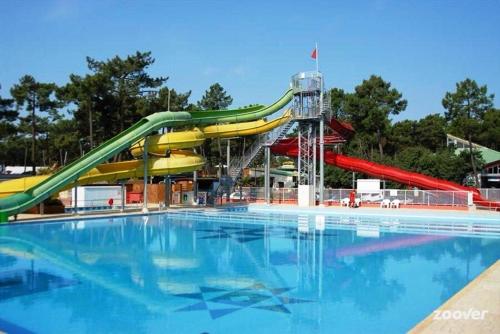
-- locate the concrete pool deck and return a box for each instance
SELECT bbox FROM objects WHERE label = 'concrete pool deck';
[247,204,500,221]
[3,203,499,225]
[410,260,500,334]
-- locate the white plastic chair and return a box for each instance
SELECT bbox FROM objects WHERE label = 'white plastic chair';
[340,198,350,207]
[380,199,390,208]
[390,199,401,208]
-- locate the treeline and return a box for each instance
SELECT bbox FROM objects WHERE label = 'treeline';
[325,76,499,188]
[1,50,498,186]
[0,51,233,172]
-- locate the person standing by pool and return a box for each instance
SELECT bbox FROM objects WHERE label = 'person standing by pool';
[349,190,356,208]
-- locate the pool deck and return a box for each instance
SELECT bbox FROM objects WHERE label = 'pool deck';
[6,204,208,224]
[247,204,500,221]
[410,260,500,334]
[4,203,499,225]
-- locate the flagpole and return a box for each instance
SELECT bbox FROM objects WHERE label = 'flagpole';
[316,42,319,73]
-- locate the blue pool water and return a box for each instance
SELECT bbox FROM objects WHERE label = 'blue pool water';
[0,209,499,333]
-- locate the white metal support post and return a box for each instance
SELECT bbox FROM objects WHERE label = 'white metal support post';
[120,182,125,212]
[226,139,230,176]
[193,148,198,205]
[164,175,170,208]
[319,116,324,205]
[264,145,271,204]
[73,184,78,215]
[193,170,198,205]
[142,136,149,213]
[312,123,317,204]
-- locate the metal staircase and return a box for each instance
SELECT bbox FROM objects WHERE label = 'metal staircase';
[228,116,295,182]
[322,91,332,120]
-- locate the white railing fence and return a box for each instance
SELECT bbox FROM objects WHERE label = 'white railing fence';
[60,198,141,213]
[479,188,500,202]
[222,187,473,207]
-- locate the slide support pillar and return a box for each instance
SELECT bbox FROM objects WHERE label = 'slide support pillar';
[226,139,230,176]
[120,182,125,212]
[143,136,149,213]
[193,148,198,205]
[312,124,317,204]
[264,145,271,204]
[164,175,170,208]
[319,117,324,205]
[73,185,78,215]
[193,171,198,205]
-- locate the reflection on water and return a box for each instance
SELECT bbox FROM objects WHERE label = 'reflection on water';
[0,269,78,301]
[0,212,498,334]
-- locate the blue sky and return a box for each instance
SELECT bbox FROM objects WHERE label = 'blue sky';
[1,0,499,120]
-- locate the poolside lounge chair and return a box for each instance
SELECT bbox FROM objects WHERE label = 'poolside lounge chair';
[380,199,390,208]
[341,198,350,207]
[390,199,401,208]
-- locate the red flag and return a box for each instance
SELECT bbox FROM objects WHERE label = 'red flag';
[311,48,317,59]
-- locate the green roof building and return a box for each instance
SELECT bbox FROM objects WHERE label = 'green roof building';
[447,134,500,187]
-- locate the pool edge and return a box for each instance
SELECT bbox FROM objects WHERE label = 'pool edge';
[409,260,500,333]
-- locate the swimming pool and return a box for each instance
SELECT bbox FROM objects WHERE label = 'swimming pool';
[0,209,499,333]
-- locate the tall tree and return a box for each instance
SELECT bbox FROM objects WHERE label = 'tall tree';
[197,83,233,173]
[0,85,17,134]
[58,74,104,149]
[10,76,59,174]
[86,51,166,133]
[344,76,407,157]
[0,86,19,167]
[478,108,500,150]
[442,79,494,185]
[198,83,233,110]
[60,51,167,149]
[389,120,417,154]
[155,87,193,111]
[329,88,348,120]
[415,114,447,151]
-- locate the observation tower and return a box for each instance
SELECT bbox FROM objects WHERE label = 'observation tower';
[291,71,327,206]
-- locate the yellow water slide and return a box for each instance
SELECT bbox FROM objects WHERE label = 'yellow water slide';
[0,151,204,198]
[129,109,292,157]
[0,109,293,197]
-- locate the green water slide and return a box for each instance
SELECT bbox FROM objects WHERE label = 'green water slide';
[0,89,293,222]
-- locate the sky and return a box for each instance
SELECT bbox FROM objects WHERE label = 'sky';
[0,0,499,121]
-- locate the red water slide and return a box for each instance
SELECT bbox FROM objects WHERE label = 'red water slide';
[328,119,355,139]
[271,138,498,209]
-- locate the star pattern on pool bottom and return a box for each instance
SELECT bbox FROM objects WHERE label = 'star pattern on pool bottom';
[197,225,337,243]
[173,283,313,319]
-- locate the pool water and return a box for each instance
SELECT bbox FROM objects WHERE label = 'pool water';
[0,210,499,333]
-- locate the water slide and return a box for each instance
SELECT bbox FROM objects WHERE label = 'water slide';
[0,90,293,221]
[129,109,292,157]
[0,151,205,198]
[272,138,498,208]
[0,109,293,198]
[328,118,355,139]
